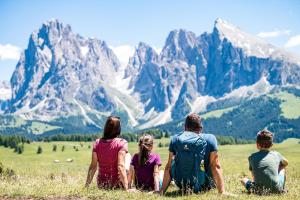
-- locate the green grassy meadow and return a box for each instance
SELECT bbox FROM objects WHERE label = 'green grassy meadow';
[0,138,300,199]
[270,91,300,119]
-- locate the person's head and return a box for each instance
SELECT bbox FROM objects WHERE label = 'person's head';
[184,113,203,134]
[256,130,273,149]
[138,134,154,166]
[102,116,121,140]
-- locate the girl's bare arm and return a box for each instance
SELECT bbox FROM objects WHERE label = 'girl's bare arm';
[153,164,160,192]
[128,165,135,189]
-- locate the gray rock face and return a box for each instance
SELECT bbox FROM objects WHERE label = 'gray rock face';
[6,18,300,129]
[128,19,300,121]
[9,19,120,119]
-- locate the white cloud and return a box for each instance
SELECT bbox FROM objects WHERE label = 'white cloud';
[153,46,162,54]
[0,44,21,60]
[257,30,291,38]
[110,45,135,67]
[110,44,162,67]
[285,35,300,48]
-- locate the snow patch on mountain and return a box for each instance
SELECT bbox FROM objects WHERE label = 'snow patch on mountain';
[114,96,138,126]
[221,76,274,100]
[191,96,216,113]
[0,81,11,100]
[73,98,101,128]
[215,18,275,58]
[214,18,300,63]
[111,45,135,67]
[80,45,89,57]
[138,106,172,129]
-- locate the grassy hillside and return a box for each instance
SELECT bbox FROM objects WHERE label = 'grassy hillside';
[0,138,299,199]
[1,89,300,142]
[270,91,300,119]
[157,90,300,142]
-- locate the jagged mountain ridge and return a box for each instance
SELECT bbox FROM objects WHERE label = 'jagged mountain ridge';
[8,19,135,125]
[128,19,300,127]
[4,18,300,133]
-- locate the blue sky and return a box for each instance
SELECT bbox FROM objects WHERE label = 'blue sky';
[1,0,300,81]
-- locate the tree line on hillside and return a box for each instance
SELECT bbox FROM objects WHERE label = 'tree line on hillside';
[0,130,253,152]
[0,135,30,154]
[40,129,169,143]
[41,132,252,145]
[155,96,300,142]
[41,134,99,142]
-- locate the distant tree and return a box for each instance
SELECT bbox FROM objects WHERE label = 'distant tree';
[37,146,43,154]
[52,144,57,152]
[164,131,170,138]
[17,144,24,154]
[158,142,163,148]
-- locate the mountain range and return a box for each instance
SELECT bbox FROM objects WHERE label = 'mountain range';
[1,18,300,140]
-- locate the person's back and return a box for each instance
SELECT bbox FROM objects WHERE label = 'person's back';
[249,150,285,193]
[241,130,288,194]
[171,131,206,192]
[85,116,129,191]
[93,137,128,188]
[160,113,226,195]
[129,135,162,192]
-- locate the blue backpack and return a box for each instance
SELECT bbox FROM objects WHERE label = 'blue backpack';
[172,132,207,193]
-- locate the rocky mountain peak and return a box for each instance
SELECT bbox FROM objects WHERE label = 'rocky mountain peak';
[4,18,300,131]
[160,29,197,61]
[124,42,158,80]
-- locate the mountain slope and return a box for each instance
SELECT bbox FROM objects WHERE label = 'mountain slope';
[1,18,300,136]
[7,19,142,128]
[154,88,300,142]
[128,19,300,124]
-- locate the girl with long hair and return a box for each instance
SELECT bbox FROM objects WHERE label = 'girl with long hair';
[128,134,162,192]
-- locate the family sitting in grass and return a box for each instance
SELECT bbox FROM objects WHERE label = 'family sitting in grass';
[85,113,289,196]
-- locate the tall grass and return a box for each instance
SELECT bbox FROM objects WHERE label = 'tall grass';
[0,139,299,199]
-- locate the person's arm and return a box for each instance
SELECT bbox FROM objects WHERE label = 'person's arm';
[128,165,135,189]
[153,165,160,192]
[160,152,174,194]
[210,151,225,194]
[118,150,129,190]
[279,155,289,172]
[85,152,98,187]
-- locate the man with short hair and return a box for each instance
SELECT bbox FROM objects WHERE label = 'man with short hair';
[160,113,226,194]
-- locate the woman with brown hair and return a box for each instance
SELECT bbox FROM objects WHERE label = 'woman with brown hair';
[85,116,129,190]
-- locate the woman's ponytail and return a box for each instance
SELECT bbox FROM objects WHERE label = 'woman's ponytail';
[138,134,154,166]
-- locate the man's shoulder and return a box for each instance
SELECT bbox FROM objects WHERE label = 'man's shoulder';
[201,133,217,143]
[170,134,180,142]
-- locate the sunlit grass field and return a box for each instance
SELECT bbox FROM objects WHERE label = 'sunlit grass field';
[0,138,299,199]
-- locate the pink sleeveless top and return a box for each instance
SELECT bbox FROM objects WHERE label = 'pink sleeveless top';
[92,138,128,188]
